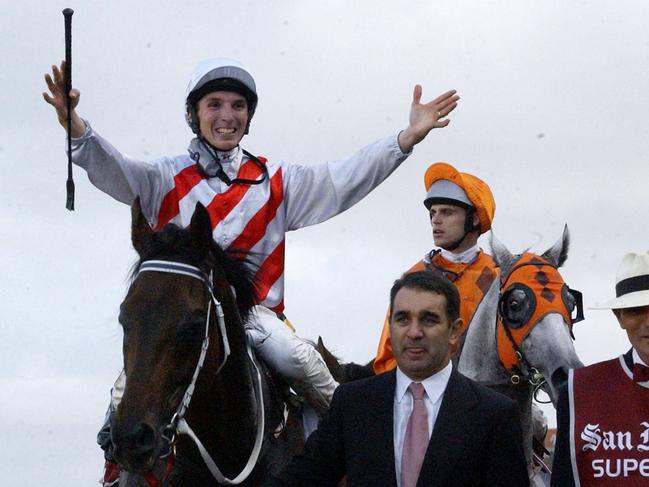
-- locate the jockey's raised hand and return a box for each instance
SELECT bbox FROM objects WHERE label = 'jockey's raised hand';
[398,86,459,153]
[43,61,85,138]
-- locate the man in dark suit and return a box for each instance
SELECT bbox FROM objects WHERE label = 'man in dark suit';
[264,271,529,487]
[551,251,649,486]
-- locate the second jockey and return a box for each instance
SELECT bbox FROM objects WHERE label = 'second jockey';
[374,162,497,373]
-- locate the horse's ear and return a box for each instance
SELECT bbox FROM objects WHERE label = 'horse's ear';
[489,231,516,273]
[316,337,344,382]
[542,224,570,268]
[131,196,153,256]
[190,203,214,254]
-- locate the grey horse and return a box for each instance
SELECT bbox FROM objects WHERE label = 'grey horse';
[457,226,584,486]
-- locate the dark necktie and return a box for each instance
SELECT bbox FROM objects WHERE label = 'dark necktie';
[401,383,429,487]
[633,362,649,382]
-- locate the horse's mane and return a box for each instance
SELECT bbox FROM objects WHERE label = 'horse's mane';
[130,223,258,323]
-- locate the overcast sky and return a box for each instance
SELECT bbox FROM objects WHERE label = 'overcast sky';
[2,1,648,484]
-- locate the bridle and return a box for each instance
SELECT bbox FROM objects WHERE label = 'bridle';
[134,259,265,486]
[495,253,584,391]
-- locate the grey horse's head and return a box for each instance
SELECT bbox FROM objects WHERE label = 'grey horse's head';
[491,225,584,404]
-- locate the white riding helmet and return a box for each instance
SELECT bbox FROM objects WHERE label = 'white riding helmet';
[185,58,258,135]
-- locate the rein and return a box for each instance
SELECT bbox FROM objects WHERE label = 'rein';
[136,259,265,485]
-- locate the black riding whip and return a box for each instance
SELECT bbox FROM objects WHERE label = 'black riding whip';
[63,8,75,211]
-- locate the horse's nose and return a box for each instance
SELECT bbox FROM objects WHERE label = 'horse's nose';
[111,418,158,472]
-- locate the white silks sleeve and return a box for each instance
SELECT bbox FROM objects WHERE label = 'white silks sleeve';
[281,132,410,231]
[70,121,170,223]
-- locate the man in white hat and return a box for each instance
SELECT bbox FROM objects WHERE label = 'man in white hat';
[44,59,459,485]
[551,251,649,486]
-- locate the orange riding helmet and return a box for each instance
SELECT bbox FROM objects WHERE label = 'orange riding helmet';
[423,162,496,235]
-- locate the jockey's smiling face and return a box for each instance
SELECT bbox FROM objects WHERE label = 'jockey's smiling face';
[429,203,475,252]
[197,91,249,151]
[614,305,649,364]
[390,287,461,381]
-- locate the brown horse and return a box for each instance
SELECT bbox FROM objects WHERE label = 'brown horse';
[111,199,302,486]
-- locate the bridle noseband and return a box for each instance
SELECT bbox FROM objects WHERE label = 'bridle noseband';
[134,259,265,485]
[496,253,584,390]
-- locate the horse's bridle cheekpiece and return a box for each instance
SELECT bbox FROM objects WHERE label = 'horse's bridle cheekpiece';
[496,253,584,387]
[136,259,265,486]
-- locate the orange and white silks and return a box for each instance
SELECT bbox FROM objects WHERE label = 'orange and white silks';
[496,253,574,374]
[373,250,498,374]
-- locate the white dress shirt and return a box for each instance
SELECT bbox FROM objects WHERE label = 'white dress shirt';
[393,362,453,486]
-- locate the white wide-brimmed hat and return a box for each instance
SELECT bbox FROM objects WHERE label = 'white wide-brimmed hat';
[592,251,649,309]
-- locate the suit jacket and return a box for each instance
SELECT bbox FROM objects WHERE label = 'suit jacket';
[265,368,529,487]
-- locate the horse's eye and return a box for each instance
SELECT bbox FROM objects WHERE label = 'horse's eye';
[177,316,205,341]
[509,297,523,312]
[507,290,528,313]
[501,285,535,329]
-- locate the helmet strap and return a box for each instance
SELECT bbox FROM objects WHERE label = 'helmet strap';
[444,230,470,252]
[197,137,267,186]
[442,210,479,252]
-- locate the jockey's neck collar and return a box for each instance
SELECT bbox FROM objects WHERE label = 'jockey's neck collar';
[439,243,480,264]
[215,146,239,162]
[199,137,241,164]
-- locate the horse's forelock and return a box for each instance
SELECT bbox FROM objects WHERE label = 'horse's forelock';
[129,223,196,279]
[129,223,258,321]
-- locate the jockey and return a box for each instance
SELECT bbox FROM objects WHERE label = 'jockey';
[373,162,498,373]
[44,58,459,484]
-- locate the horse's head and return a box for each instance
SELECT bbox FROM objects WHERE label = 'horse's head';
[110,198,256,474]
[491,225,584,405]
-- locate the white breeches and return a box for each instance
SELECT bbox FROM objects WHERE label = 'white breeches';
[245,305,338,412]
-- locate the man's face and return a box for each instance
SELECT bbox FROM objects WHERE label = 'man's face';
[429,203,474,251]
[196,91,249,151]
[614,305,649,364]
[390,287,461,381]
